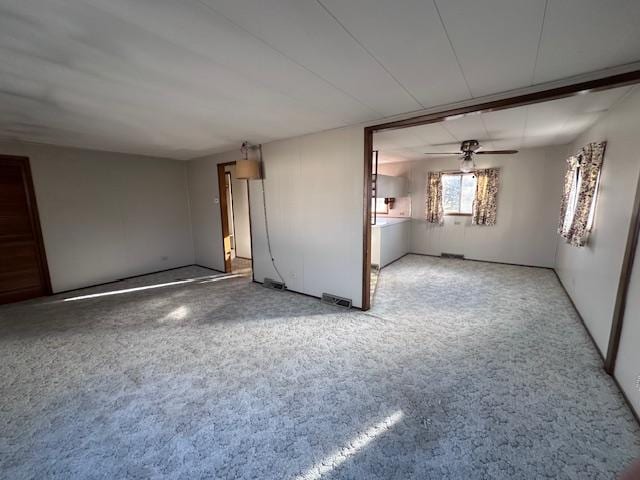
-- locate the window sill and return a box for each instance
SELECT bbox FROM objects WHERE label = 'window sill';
[445,213,472,217]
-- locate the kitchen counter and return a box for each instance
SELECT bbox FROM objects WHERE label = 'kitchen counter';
[372,217,410,228]
[371,217,410,267]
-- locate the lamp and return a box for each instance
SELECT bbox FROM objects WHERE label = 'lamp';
[236,141,262,179]
[459,152,475,173]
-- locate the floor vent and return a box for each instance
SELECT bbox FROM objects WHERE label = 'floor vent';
[441,253,465,259]
[263,278,286,290]
[322,293,352,309]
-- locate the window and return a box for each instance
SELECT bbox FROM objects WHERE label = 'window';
[558,142,605,247]
[442,173,477,215]
[372,197,388,214]
[562,165,601,234]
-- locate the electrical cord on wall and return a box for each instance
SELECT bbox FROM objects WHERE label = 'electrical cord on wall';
[258,144,286,285]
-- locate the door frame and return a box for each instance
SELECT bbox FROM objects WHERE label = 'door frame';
[0,155,52,301]
[604,166,640,374]
[217,162,254,278]
[361,70,640,373]
[224,170,236,256]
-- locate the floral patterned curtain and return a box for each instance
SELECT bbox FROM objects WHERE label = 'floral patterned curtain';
[472,168,500,226]
[558,141,606,247]
[425,171,444,224]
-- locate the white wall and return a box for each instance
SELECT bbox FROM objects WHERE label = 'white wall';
[403,146,566,267]
[378,162,411,177]
[555,87,640,356]
[188,125,364,307]
[615,241,640,417]
[0,141,195,292]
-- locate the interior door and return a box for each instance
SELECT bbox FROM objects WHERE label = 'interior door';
[0,155,51,304]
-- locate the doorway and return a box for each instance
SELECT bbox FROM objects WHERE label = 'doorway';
[217,162,253,276]
[361,70,640,312]
[0,155,51,304]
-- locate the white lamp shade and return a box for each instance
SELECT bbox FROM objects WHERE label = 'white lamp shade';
[236,159,261,179]
[459,157,475,173]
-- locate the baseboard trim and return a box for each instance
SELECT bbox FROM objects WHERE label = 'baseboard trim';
[252,279,327,303]
[378,253,410,270]
[552,269,605,362]
[408,252,554,270]
[252,279,365,310]
[193,264,225,274]
[54,264,222,296]
[613,375,640,426]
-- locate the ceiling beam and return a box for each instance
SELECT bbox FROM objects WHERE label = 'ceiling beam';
[369,69,640,133]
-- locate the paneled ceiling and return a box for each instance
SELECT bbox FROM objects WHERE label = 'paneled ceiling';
[373,85,634,163]
[1,0,640,159]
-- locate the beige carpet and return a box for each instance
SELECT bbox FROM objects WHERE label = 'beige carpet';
[1,257,638,479]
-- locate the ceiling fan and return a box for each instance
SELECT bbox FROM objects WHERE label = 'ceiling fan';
[424,139,518,173]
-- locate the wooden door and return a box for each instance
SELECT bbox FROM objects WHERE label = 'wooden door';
[0,155,51,304]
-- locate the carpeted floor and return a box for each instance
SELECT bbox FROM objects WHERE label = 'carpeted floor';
[1,256,639,479]
[231,257,252,274]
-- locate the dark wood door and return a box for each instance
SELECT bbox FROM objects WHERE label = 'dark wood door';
[0,155,51,304]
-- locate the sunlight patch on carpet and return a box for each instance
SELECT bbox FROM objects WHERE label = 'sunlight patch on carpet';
[296,411,404,480]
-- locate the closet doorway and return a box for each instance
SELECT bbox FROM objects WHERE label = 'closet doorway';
[217,162,253,276]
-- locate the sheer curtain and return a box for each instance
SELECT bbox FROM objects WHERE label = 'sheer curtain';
[425,172,444,224]
[558,155,580,236]
[558,141,606,247]
[472,168,500,226]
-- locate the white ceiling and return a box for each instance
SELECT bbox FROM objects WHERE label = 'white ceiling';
[1,0,640,159]
[373,85,634,163]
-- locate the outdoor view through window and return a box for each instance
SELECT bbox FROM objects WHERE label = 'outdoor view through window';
[442,173,476,214]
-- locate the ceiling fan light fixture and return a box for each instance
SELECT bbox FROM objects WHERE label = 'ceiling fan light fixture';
[459,153,475,173]
[422,139,517,166]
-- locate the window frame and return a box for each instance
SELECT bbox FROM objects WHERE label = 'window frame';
[442,172,476,216]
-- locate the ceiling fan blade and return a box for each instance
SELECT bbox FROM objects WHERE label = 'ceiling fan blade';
[424,141,461,147]
[475,150,518,155]
[423,152,461,155]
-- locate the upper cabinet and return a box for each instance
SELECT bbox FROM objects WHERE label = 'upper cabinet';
[377,175,407,198]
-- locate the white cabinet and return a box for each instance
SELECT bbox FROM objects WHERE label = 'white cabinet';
[371,219,410,268]
[376,175,407,198]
